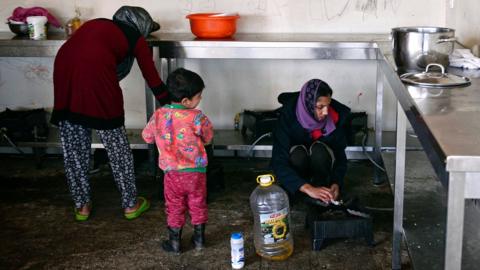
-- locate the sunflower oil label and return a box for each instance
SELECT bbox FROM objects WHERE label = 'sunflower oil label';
[259,208,289,244]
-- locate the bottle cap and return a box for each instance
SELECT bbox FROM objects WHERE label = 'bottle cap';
[231,232,243,239]
[256,174,275,187]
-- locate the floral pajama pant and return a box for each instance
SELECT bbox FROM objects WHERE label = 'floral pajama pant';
[58,120,137,209]
[164,171,208,228]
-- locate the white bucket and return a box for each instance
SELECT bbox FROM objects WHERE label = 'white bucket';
[26,16,48,40]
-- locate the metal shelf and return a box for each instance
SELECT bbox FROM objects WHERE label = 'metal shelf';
[1,127,422,153]
[4,127,149,150]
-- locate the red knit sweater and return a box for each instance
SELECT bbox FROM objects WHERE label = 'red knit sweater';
[51,19,168,129]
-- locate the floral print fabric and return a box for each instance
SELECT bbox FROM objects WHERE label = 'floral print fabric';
[142,106,214,171]
[59,120,137,209]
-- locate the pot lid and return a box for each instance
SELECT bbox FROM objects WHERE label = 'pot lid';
[400,63,471,88]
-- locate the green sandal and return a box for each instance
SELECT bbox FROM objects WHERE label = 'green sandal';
[74,206,91,222]
[124,197,150,220]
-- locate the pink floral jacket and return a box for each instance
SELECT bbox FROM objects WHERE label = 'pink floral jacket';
[142,104,214,172]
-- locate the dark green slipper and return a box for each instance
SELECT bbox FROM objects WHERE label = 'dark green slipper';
[124,197,150,220]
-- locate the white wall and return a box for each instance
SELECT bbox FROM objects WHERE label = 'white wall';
[1,0,447,130]
[1,0,446,33]
[445,0,480,49]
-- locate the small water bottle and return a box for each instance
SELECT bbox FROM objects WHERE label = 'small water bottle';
[231,232,245,269]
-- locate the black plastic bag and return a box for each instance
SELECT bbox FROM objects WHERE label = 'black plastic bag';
[113,6,160,81]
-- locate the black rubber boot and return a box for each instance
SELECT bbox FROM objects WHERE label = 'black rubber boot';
[162,227,182,254]
[191,224,205,250]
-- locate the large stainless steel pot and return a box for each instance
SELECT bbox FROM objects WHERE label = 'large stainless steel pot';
[392,27,456,71]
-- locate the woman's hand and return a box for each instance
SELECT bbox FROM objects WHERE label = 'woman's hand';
[300,183,334,203]
[300,183,340,203]
[329,183,340,200]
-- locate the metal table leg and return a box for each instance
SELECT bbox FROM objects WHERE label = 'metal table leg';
[146,47,159,177]
[153,57,177,199]
[444,172,465,270]
[374,61,385,185]
[392,101,406,270]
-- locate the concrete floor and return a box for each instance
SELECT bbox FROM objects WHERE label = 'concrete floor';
[0,153,411,270]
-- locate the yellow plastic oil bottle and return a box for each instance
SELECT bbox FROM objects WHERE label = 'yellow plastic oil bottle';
[250,174,293,260]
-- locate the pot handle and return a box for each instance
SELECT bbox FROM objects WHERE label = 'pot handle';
[437,37,456,43]
[425,63,445,77]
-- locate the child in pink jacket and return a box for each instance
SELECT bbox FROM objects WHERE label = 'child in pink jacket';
[142,68,214,254]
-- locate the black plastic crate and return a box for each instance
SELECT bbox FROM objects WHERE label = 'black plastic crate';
[306,207,375,251]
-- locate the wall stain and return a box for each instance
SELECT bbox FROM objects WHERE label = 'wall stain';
[309,0,402,21]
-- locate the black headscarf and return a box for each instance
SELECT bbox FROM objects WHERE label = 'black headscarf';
[113,6,160,80]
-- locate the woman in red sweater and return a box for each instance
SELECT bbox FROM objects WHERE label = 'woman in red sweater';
[51,6,168,221]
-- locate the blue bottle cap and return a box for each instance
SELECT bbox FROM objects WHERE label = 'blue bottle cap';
[231,232,243,239]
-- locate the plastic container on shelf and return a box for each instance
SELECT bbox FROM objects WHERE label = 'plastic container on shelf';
[249,174,293,260]
[186,13,240,39]
[26,16,48,40]
[234,113,240,130]
[65,17,82,36]
[230,232,245,269]
[65,8,83,37]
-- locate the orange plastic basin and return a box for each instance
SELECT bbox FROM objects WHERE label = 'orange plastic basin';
[186,13,240,39]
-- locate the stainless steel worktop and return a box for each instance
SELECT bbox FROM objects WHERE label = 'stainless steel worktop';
[412,69,480,162]
[410,68,480,155]
[386,63,480,186]
[150,33,390,60]
[0,32,66,57]
[380,52,480,269]
[0,32,391,58]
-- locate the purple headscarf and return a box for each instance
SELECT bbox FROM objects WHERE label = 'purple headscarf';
[295,79,336,136]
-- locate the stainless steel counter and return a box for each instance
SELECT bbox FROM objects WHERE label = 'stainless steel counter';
[380,52,480,269]
[0,32,391,58]
[150,33,389,60]
[0,32,66,57]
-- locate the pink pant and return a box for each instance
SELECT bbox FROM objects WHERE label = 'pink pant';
[164,171,208,228]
